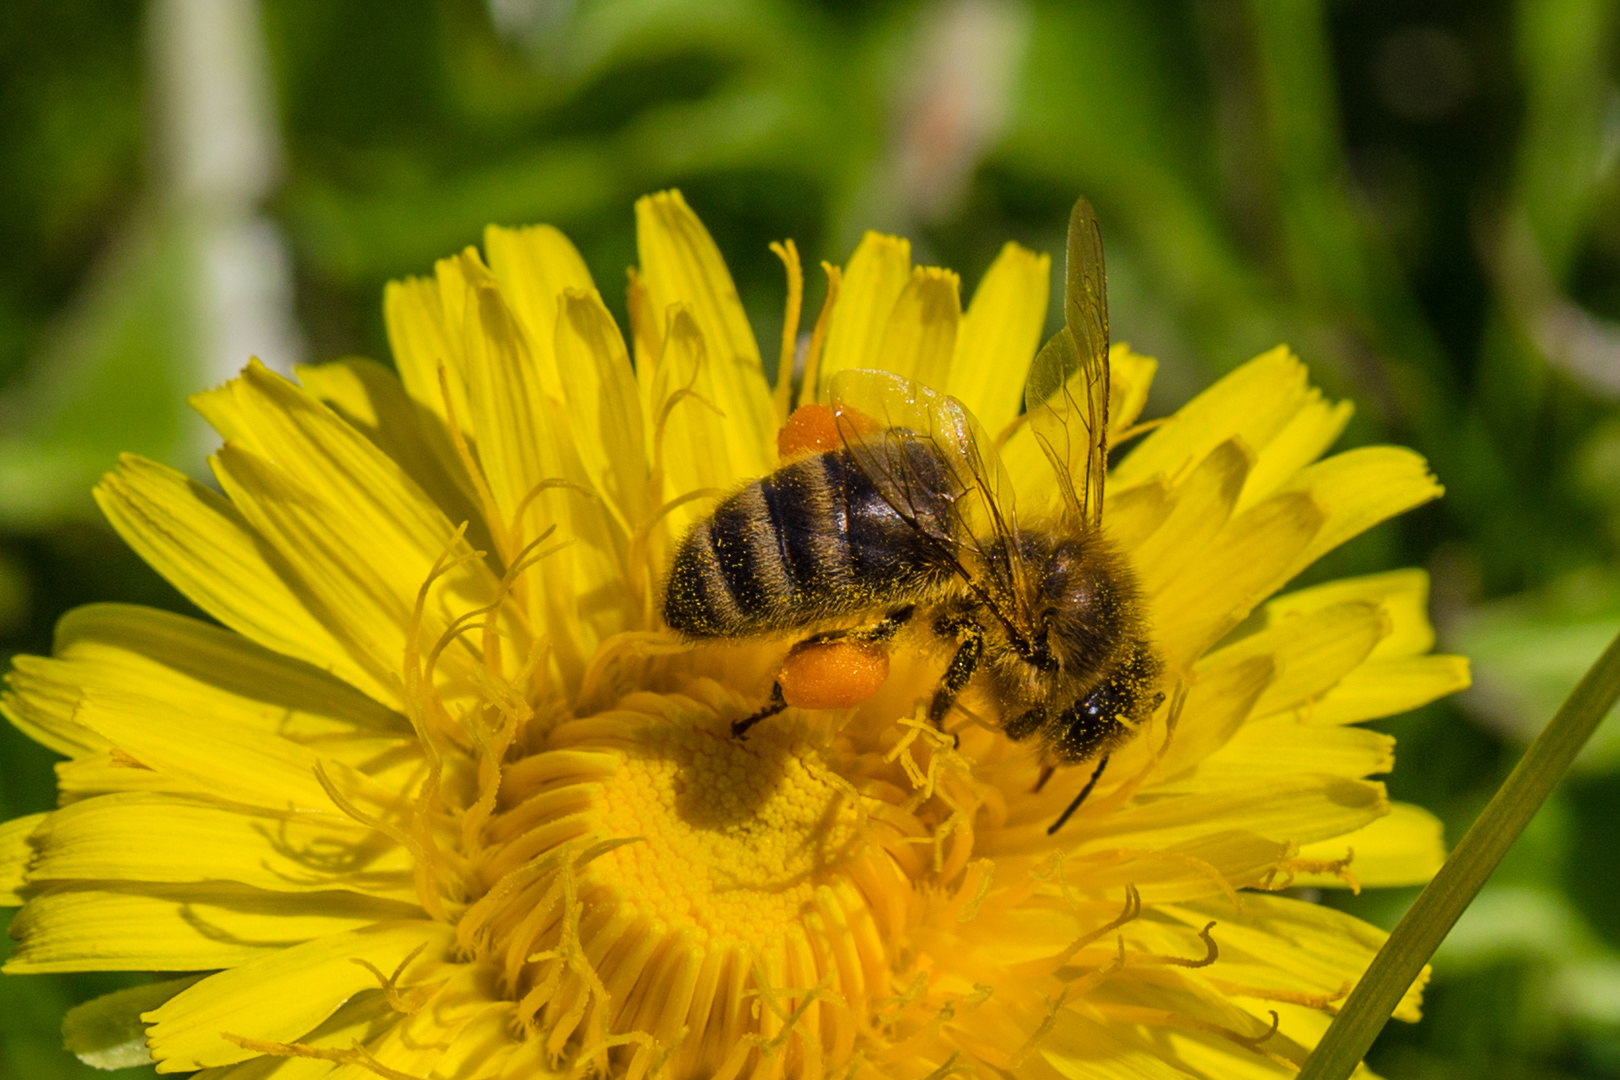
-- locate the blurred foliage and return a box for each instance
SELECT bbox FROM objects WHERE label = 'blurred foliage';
[3,0,1620,1076]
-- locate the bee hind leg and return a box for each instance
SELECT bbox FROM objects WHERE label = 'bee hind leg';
[740,608,916,739]
[803,604,915,648]
[732,683,787,738]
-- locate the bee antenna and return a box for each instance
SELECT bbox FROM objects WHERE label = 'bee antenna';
[1048,754,1110,835]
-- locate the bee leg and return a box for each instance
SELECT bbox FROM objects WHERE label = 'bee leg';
[732,682,787,738]
[928,614,984,744]
[1033,764,1056,793]
[802,604,915,648]
[1047,755,1110,835]
[857,604,915,644]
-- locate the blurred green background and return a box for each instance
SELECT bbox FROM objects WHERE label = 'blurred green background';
[2,0,1620,1076]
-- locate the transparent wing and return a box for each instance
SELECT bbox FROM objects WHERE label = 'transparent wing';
[1024,197,1110,529]
[829,368,1036,640]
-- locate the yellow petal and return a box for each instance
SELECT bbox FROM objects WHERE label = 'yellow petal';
[144,921,451,1071]
[1274,447,1443,583]
[1237,392,1354,511]
[28,793,415,902]
[1,812,44,904]
[554,288,649,533]
[295,357,486,552]
[1151,490,1325,669]
[1308,655,1472,725]
[1112,345,1310,490]
[877,267,961,389]
[1152,654,1273,781]
[650,305,749,538]
[1261,568,1435,660]
[948,242,1050,435]
[51,603,404,739]
[1084,974,1320,1074]
[194,363,505,681]
[1076,774,1387,851]
[5,884,417,973]
[635,191,774,473]
[1108,345,1159,438]
[1043,1009,1197,1080]
[194,992,395,1079]
[454,255,558,540]
[817,231,912,396]
[69,687,392,817]
[1293,802,1447,888]
[1103,477,1174,551]
[383,274,471,446]
[1166,892,1427,1023]
[420,1003,526,1080]
[3,657,104,757]
[1205,600,1390,720]
[56,753,196,801]
[1155,720,1394,793]
[208,444,453,705]
[93,456,391,705]
[456,259,629,687]
[326,966,500,1080]
[193,361,479,567]
[1133,439,1252,601]
[14,605,423,801]
[1070,832,1294,904]
[483,222,596,397]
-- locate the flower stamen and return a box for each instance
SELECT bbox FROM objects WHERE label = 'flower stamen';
[769,239,803,422]
[1264,848,1361,893]
[1140,921,1219,968]
[794,262,841,409]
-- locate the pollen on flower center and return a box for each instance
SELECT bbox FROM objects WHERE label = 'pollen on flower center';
[589,718,865,943]
[462,687,925,1079]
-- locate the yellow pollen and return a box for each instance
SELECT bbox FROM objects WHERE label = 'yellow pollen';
[592,723,864,944]
[473,693,935,1079]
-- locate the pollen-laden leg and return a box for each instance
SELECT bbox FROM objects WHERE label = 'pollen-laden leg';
[805,604,915,649]
[734,606,916,738]
[928,610,985,740]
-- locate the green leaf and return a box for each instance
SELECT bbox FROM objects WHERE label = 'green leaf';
[1299,625,1620,1080]
[61,975,204,1071]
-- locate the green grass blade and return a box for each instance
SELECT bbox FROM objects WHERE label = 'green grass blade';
[1299,626,1620,1080]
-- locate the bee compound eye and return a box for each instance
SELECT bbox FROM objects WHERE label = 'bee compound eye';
[778,640,891,710]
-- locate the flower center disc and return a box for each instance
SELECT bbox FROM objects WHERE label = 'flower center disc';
[478,692,917,1079]
[594,722,863,941]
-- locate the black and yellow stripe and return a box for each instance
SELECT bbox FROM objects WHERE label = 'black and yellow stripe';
[663,447,955,638]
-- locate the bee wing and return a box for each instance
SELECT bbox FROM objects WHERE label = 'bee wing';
[1025,197,1110,529]
[829,368,1036,635]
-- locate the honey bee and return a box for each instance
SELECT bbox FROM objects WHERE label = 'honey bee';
[663,199,1163,832]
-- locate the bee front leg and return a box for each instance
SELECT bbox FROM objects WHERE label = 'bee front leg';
[1048,755,1109,834]
[928,612,984,737]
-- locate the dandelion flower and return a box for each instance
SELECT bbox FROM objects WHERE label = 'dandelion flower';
[2,191,1470,1080]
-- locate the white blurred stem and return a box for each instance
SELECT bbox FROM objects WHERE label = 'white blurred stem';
[148,0,302,424]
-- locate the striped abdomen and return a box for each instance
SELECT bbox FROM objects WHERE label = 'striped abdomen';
[663,444,957,638]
